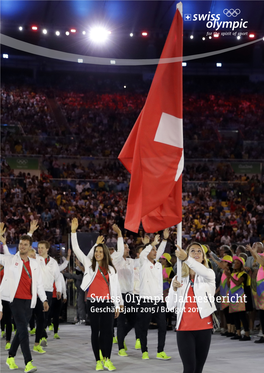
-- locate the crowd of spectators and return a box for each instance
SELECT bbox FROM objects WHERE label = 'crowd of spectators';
[1,77,264,256]
[1,81,264,158]
[1,162,263,256]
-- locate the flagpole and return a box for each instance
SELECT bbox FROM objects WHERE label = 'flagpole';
[176,222,182,283]
[176,2,183,284]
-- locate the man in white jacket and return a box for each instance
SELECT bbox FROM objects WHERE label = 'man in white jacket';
[27,220,62,353]
[110,224,139,356]
[0,233,48,373]
[139,229,171,361]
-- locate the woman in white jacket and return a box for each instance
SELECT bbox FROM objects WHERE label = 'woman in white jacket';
[71,218,121,372]
[167,242,216,373]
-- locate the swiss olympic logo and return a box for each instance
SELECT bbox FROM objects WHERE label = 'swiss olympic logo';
[16,159,28,165]
[223,9,241,17]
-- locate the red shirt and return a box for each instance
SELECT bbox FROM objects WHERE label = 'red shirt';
[87,267,110,300]
[0,267,4,284]
[15,260,32,300]
[52,282,57,298]
[178,280,213,331]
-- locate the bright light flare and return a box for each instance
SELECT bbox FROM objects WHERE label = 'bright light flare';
[142,32,148,36]
[31,26,38,31]
[249,33,255,38]
[89,27,110,43]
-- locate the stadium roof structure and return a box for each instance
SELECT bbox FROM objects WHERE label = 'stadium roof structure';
[1,1,264,68]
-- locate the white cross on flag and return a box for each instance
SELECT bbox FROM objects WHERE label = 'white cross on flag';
[119,3,183,233]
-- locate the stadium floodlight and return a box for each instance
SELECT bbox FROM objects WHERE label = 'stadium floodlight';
[142,32,148,36]
[65,31,70,36]
[190,35,194,39]
[89,27,110,43]
[78,59,83,63]
[3,54,9,59]
[130,33,133,37]
[249,33,255,38]
[19,26,23,31]
[31,26,38,31]
[202,37,205,41]
[182,62,187,67]
[237,35,241,40]
[216,63,222,67]
[55,31,60,36]
[82,31,86,35]
[42,29,48,35]
[70,28,77,33]
[124,86,126,89]
[110,60,116,65]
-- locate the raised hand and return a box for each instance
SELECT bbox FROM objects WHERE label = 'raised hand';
[152,234,160,247]
[112,224,122,237]
[71,218,78,233]
[96,235,105,245]
[142,235,150,245]
[0,222,6,236]
[163,228,170,240]
[29,220,39,235]
[175,244,187,261]
[245,244,252,252]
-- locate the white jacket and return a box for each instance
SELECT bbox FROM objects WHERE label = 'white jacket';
[71,233,122,309]
[59,273,67,299]
[111,237,137,294]
[139,240,166,301]
[166,256,216,329]
[35,255,62,293]
[0,252,47,308]
[2,244,62,293]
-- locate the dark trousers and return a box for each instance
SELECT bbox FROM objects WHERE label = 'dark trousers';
[2,300,13,341]
[139,300,167,353]
[233,311,249,332]
[9,299,32,365]
[87,300,115,361]
[177,329,212,373]
[260,310,264,334]
[223,306,234,324]
[48,297,62,333]
[29,312,35,330]
[117,293,137,350]
[134,295,141,339]
[77,289,86,321]
[35,292,52,343]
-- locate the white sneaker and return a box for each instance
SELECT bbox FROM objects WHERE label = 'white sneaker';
[75,320,85,325]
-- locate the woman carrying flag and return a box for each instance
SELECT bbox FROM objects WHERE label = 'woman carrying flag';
[167,242,216,373]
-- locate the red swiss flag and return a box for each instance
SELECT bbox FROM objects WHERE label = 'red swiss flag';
[119,3,183,233]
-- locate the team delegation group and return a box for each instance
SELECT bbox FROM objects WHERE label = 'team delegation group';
[0,218,263,373]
